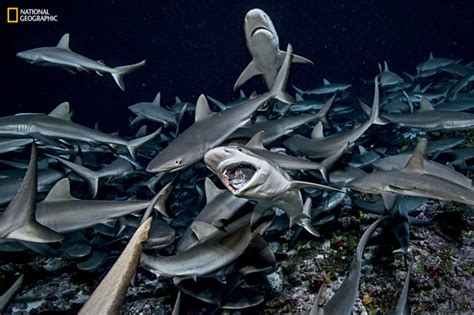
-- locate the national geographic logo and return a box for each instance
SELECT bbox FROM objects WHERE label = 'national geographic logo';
[7,7,58,23]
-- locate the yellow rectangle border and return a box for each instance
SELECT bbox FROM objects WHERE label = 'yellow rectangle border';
[7,7,19,23]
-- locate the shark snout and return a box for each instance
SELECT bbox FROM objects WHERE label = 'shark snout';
[16,51,26,59]
[245,8,266,20]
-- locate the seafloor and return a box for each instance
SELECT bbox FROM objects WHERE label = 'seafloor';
[1,192,472,314]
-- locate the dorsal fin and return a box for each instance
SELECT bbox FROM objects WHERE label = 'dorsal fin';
[0,144,63,243]
[239,90,246,98]
[191,221,221,241]
[127,195,138,201]
[57,33,71,50]
[43,178,79,202]
[135,125,147,137]
[245,131,265,149]
[404,138,427,172]
[311,122,324,139]
[295,93,304,101]
[429,52,434,59]
[378,63,382,73]
[206,95,226,111]
[412,84,421,93]
[249,91,258,99]
[195,94,214,122]
[204,178,222,203]
[421,82,433,93]
[48,102,71,120]
[175,96,182,103]
[419,96,435,111]
[384,61,389,72]
[323,78,331,86]
[153,92,161,105]
[358,145,367,155]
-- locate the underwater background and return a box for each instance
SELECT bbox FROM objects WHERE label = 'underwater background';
[1,0,474,314]
[3,0,474,130]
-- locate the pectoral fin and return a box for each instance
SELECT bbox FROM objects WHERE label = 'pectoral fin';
[234,61,262,91]
[382,191,398,210]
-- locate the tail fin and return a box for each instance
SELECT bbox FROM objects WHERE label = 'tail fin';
[357,98,388,125]
[112,59,146,91]
[49,155,99,198]
[369,76,380,125]
[270,44,294,104]
[319,143,348,182]
[0,144,63,243]
[316,93,337,126]
[292,85,305,95]
[126,128,161,160]
[298,198,321,237]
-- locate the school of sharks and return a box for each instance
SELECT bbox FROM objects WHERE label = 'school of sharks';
[1,7,474,314]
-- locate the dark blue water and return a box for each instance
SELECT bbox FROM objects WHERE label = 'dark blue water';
[3,0,474,130]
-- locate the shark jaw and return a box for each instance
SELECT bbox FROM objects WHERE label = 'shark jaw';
[250,26,272,38]
[205,146,264,195]
[221,162,258,193]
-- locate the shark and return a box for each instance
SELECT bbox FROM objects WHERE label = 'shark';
[204,145,340,235]
[48,155,135,198]
[79,217,152,315]
[283,77,380,158]
[348,138,474,209]
[141,218,259,278]
[176,178,248,253]
[0,138,32,154]
[360,96,474,130]
[292,79,352,96]
[435,98,474,112]
[0,102,160,159]
[372,153,472,189]
[0,168,65,205]
[238,131,345,181]
[35,178,172,234]
[378,61,404,87]
[311,216,389,315]
[16,33,145,91]
[416,52,458,75]
[146,44,294,173]
[229,94,336,145]
[234,8,312,91]
[0,144,64,243]
[0,274,24,313]
[128,92,177,127]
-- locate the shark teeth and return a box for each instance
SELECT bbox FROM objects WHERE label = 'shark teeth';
[223,163,257,191]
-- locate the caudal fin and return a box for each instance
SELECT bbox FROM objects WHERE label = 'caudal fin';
[270,44,295,104]
[316,93,337,127]
[369,76,380,125]
[126,128,161,160]
[296,198,321,237]
[319,143,349,182]
[357,77,385,126]
[112,59,146,91]
[0,144,63,243]
[49,155,99,198]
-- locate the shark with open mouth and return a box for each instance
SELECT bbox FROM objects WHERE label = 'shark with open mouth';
[204,146,341,236]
